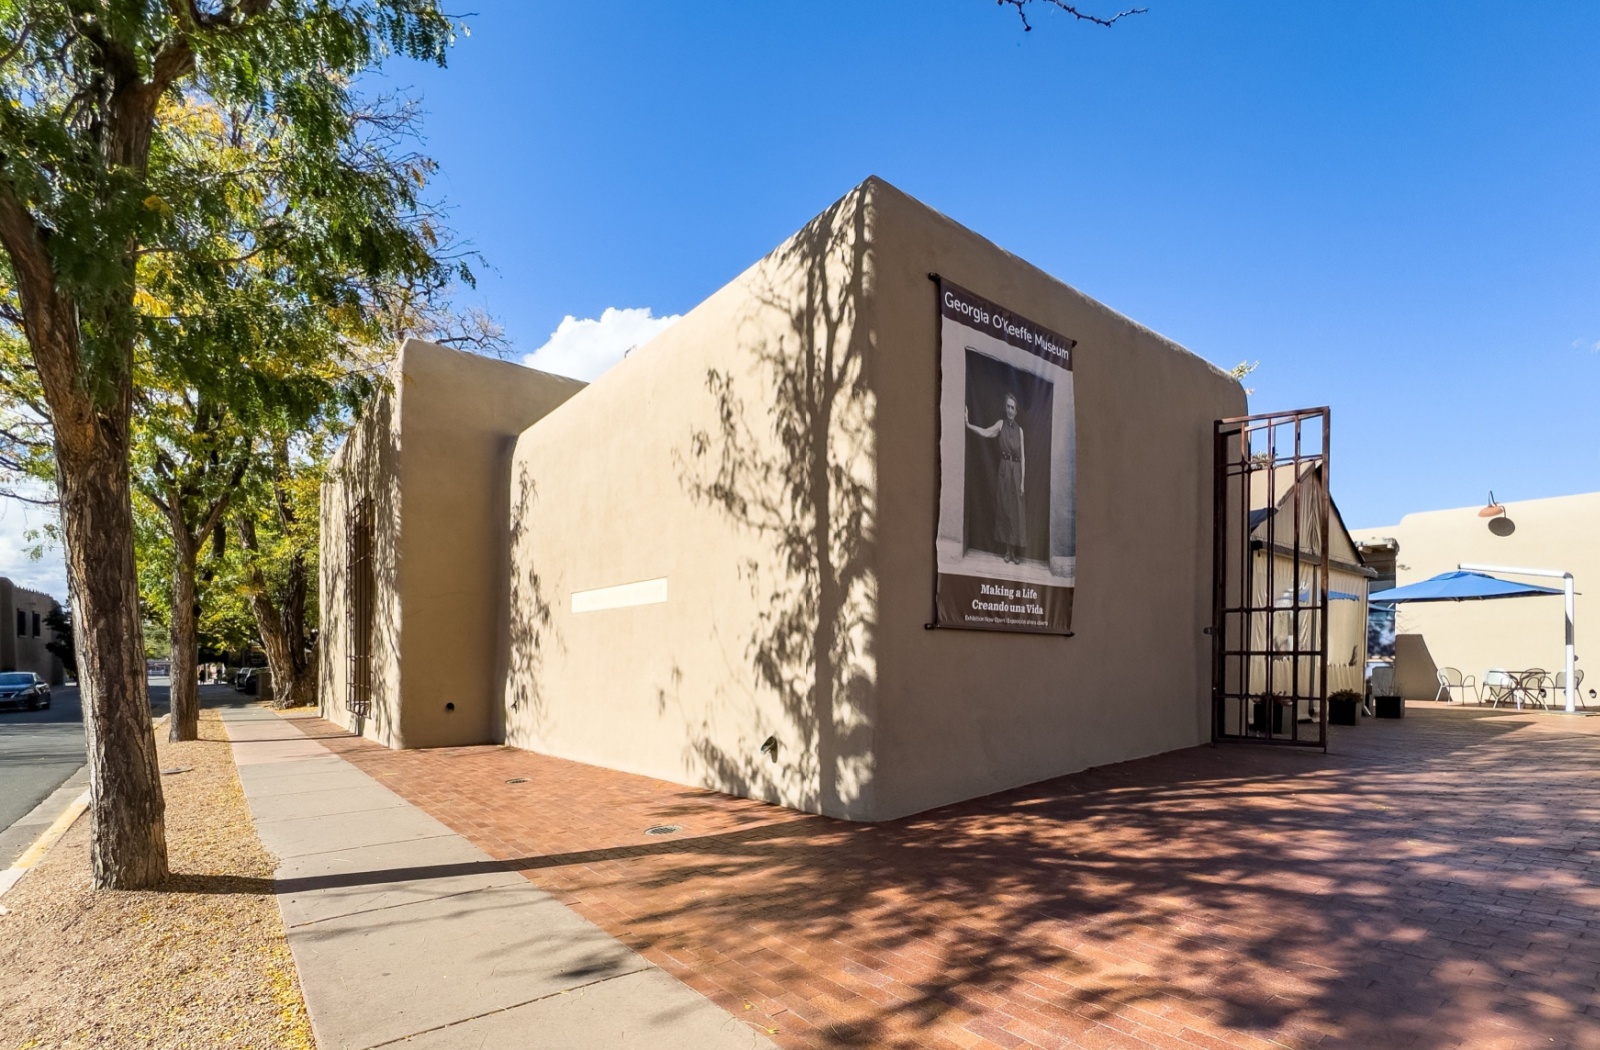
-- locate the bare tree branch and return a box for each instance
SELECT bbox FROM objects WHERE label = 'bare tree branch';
[998,0,1147,31]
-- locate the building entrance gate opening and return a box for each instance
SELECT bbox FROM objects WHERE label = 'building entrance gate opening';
[1212,408,1331,751]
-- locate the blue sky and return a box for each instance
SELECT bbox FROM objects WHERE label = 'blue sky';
[4,1,1598,597]
[405,1,1600,526]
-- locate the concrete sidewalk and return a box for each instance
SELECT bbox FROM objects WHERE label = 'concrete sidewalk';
[219,704,777,1050]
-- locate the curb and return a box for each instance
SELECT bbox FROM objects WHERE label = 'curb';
[0,788,90,902]
[0,713,171,905]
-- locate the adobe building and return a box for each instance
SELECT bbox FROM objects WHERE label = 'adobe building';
[0,577,65,684]
[320,177,1248,821]
[1353,492,1600,703]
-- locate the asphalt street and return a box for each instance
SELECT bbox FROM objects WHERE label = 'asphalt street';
[0,680,169,868]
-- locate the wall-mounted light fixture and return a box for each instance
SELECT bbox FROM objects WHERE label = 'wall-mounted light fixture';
[1480,491,1515,535]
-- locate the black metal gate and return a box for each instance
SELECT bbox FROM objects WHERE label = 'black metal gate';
[1212,408,1331,750]
[346,497,374,719]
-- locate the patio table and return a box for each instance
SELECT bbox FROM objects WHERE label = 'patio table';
[1515,669,1553,709]
[1486,669,1549,709]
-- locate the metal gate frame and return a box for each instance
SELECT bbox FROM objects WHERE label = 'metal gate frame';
[1212,408,1331,750]
[346,497,374,719]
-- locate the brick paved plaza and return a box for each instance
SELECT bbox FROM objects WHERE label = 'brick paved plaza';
[286,704,1600,1050]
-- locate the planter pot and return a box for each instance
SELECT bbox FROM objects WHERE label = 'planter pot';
[1250,699,1287,734]
[1375,695,1405,719]
[1329,697,1359,726]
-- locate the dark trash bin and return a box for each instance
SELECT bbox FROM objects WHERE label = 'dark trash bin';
[1374,695,1405,719]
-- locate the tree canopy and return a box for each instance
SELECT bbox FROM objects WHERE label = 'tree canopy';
[0,0,463,889]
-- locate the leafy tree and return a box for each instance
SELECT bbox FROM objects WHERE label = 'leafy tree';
[131,88,489,734]
[0,1,456,890]
[44,602,75,678]
[232,426,328,708]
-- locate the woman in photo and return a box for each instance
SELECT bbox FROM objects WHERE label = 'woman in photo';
[966,393,1027,563]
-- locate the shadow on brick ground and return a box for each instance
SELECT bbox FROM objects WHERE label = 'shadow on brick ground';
[286,706,1600,1050]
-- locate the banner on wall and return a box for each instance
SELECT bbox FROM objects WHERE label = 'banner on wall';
[933,279,1078,635]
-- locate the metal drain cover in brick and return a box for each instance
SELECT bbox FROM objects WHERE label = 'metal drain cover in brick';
[644,824,682,836]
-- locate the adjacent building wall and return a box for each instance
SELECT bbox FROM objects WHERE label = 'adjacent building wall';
[1352,492,1600,702]
[0,578,64,684]
[503,177,1247,821]
[320,339,585,748]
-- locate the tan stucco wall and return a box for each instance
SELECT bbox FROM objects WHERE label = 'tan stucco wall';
[320,340,584,748]
[1353,492,1600,703]
[866,182,1245,818]
[504,186,879,817]
[395,341,585,747]
[503,177,1246,821]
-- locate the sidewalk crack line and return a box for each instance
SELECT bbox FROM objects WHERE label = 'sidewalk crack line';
[359,966,653,1049]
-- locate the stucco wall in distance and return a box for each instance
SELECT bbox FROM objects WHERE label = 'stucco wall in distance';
[1354,493,1600,702]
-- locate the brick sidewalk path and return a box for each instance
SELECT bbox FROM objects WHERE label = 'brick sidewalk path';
[283,705,1600,1050]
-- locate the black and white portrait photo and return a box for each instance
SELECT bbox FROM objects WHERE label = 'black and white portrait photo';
[963,351,1053,567]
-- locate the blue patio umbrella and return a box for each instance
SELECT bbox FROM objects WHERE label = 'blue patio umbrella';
[1295,589,1362,602]
[1368,570,1563,604]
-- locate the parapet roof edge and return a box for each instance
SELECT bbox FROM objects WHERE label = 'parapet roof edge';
[861,175,1243,388]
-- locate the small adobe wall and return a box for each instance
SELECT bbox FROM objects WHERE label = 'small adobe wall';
[320,340,583,748]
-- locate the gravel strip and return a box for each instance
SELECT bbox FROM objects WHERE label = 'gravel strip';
[0,709,314,1050]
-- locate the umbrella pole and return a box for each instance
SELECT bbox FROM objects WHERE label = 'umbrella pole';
[1565,577,1576,713]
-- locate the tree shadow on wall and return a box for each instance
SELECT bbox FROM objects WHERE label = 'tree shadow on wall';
[503,461,562,738]
[674,186,878,817]
[318,394,401,746]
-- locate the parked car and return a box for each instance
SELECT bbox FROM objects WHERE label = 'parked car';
[0,671,50,711]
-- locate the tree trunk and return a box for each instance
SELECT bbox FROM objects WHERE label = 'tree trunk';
[238,517,317,708]
[59,435,169,889]
[167,524,200,742]
[0,29,192,893]
[251,588,313,708]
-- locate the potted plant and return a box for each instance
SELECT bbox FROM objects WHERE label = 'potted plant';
[1328,688,1361,726]
[1251,694,1289,734]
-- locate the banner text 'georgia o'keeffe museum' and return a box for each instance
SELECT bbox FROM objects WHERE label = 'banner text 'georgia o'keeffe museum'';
[934,278,1077,635]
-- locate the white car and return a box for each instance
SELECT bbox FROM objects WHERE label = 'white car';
[0,671,51,711]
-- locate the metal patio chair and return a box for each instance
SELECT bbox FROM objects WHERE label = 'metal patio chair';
[1483,669,1518,707]
[1434,667,1478,704]
[1553,669,1587,708]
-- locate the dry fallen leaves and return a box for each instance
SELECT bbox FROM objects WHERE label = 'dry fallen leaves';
[0,709,314,1050]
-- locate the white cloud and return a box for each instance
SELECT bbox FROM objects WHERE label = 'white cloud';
[522,307,681,382]
[0,493,67,602]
